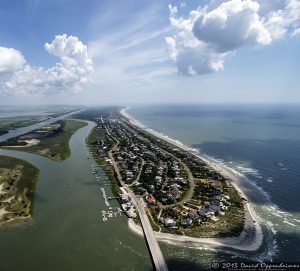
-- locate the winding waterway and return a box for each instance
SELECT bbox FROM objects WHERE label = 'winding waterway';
[0,121,153,271]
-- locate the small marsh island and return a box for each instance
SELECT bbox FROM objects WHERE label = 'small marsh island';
[76,107,246,238]
[0,119,87,161]
[0,155,39,225]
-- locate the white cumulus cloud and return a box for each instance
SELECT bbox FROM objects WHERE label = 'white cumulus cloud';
[192,0,271,52]
[1,34,93,95]
[264,0,300,40]
[292,28,300,37]
[166,0,300,75]
[0,47,25,74]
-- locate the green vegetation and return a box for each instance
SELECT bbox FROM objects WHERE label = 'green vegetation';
[146,208,161,232]
[0,130,8,136]
[0,155,39,225]
[1,120,87,161]
[88,127,120,196]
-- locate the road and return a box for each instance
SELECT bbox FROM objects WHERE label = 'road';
[129,157,145,187]
[156,148,195,209]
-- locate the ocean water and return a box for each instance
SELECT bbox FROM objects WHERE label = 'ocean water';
[128,104,300,264]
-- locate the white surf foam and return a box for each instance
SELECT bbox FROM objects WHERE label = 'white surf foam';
[236,166,263,179]
[283,220,296,227]
[277,162,288,171]
[266,177,274,183]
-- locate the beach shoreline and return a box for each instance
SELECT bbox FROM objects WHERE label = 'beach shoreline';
[120,107,263,252]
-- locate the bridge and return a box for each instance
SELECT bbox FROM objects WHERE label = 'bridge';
[130,193,169,271]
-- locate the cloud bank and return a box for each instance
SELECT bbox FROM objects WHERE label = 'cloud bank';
[0,47,25,74]
[166,0,300,75]
[0,34,93,95]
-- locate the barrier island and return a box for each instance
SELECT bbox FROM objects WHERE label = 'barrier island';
[75,107,249,239]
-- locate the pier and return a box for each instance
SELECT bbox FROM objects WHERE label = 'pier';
[107,196,119,200]
[101,188,110,207]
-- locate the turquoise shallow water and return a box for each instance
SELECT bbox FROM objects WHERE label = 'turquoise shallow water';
[129,104,300,263]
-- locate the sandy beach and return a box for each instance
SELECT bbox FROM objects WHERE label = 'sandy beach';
[5,138,40,148]
[0,183,7,195]
[120,107,263,252]
[0,208,9,217]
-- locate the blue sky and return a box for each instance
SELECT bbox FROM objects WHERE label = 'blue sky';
[0,0,299,105]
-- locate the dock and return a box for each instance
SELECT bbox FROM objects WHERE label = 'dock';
[107,196,119,200]
[101,209,123,222]
[101,188,110,207]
